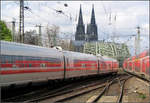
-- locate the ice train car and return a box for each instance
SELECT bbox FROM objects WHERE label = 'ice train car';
[0,41,119,87]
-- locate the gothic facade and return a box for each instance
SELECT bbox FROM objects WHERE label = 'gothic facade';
[75,5,98,41]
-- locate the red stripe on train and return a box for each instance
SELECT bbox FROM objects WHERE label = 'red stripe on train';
[0,64,13,68]
[0,68,98,75]
[0,69,64,74]
[0,63,62,68]
[15,60,60,64]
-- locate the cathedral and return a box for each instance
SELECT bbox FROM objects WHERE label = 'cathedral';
[70,5,130,64]
[75,4,98,41]
[70,4,98,52]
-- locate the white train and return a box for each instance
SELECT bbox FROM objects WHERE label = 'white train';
[0,41,119,87]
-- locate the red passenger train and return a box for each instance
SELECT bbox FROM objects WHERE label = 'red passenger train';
[0,41,119,87]
[123,50,150,81]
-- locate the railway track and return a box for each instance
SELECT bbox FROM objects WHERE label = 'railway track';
[54,75,132,103]
[90,76,131,103]
[124,70,150,82]
[3,74,117,102]
[15,74,129,103]
[3,74,131,103]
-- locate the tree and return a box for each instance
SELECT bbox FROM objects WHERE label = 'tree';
[46,24,59,47]
[0,20,12,41]
[24,30,38,45]
[58,39,71,50]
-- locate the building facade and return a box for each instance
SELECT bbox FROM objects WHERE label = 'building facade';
[75,4,98,41]
[72,5,98,53]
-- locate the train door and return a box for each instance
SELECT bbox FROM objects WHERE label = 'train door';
[106,61,109,71]
[109,61,112,71]
[107,61,111,71]
[63,55,66,79]
[62,51,72,79]
[135,59,140,72]
[146,58,150,75]
[108,62,111,71]
[141,59,146,73]
[123,61,127,70]
[132,61,135,72]
[114,62,118,71]
[101,61,105,72]
[104,61,107,72]
[112,62,114,71]
[98,60,100,74]
[129,61,132,71]
[127,61,129,70]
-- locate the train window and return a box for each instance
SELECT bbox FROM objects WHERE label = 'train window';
[21,64,24,67]
[146,60,149,74]
[13,56,16,63]
[31,56,35,60]
[15,56,18,63]
[12,64,17,68]
[146,67,149,75]
[0,55,5,63]
[20,56,23,62]
[135,61,140,72]
[81,64,86,67]
[67,58,69,67]
[129,62,132,70]
[3,55,7,63]
[35,57,38,61]
[27,56,31,60]
[109,64,111,68]
[5,55,10,63]
[16,55,19,61]
[40,63,46,67]
[33,56,36,60]
[11,55,14,63]
[25,56,29,60]
[25,64,28,67]
[37,57,40,61]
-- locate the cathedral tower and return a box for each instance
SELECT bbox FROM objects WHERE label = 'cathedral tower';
[86,4,98,41]
[75,5,85,41]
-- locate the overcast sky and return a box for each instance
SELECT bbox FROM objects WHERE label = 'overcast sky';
[1,1,149,55]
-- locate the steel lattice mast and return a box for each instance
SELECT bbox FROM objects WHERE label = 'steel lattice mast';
[19,0,24,43]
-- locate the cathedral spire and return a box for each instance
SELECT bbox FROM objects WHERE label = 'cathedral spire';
[91,4,96,24]
[78,4,84,25]
[86,4,98,41]
[75,4,85,41]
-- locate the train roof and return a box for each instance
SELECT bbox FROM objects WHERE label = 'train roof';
[138,50,149,58]
[1,41,98,60]
[131,56,136,60]
[127,58,131,61]
[62,50,98,60]
[1,40,63,58]
[1,41,119,62]
[1,40,53,50]
[97,55,117,62]
[103,56,117,61]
